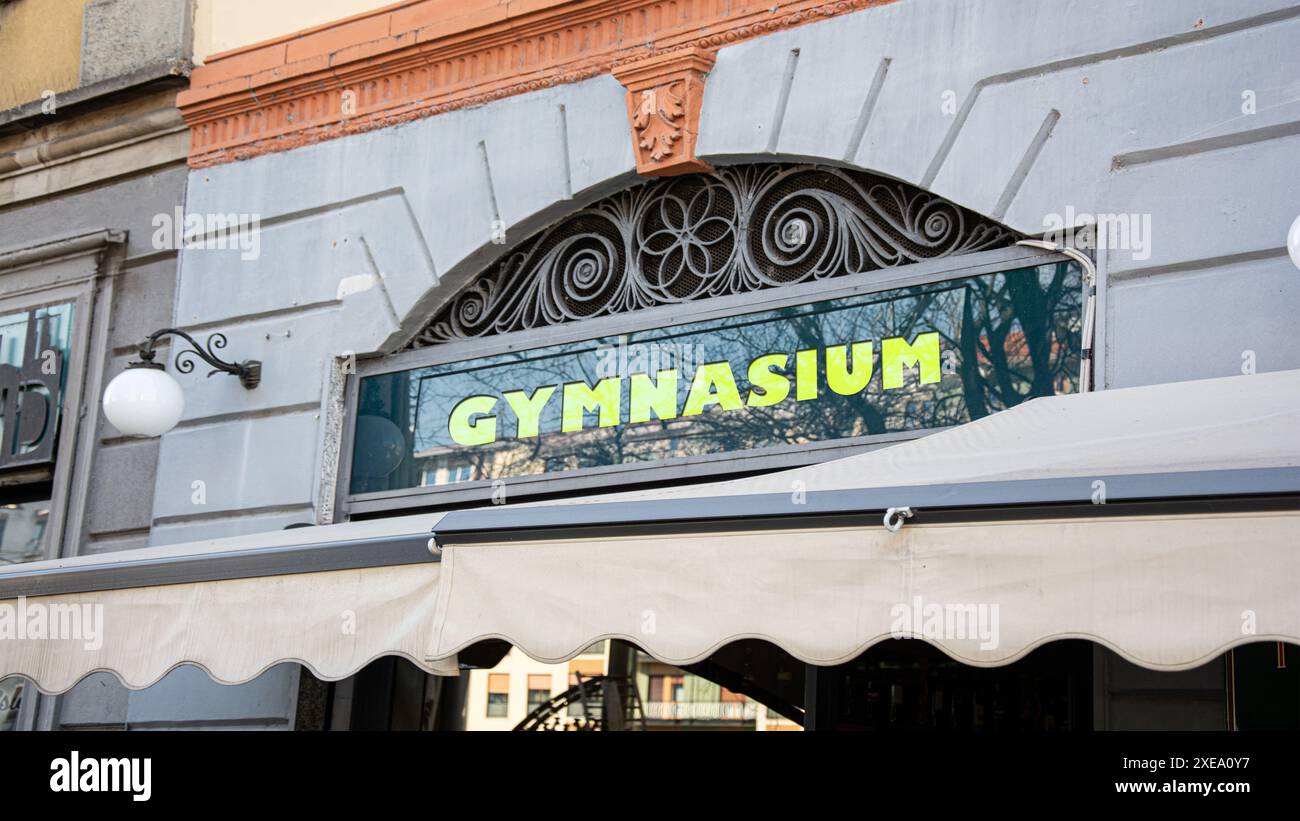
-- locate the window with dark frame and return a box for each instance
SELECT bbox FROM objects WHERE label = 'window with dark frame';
[526,674,551,713]
[0,302,75,733]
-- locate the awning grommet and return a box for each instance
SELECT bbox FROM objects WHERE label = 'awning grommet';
[883,507,914,532]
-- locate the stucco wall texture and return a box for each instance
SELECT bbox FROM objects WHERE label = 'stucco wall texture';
[99,0,1300,726]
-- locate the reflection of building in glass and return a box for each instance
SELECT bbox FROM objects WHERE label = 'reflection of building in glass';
[0,502,50,566]
[419,458,476,487]
[0,304,75,468]
[412,416,713,487]
[0,679,21,732]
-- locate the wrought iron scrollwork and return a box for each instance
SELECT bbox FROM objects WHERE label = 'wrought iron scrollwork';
[173,332,230,377]
[409,164,1017,348]
[133,328,261,389]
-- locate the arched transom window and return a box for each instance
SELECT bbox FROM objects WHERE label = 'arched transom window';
[343,163,1082,516]
[410,164,1014,347]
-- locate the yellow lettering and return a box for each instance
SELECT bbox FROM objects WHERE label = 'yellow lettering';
[795,349,818,400]
[882,332,941,389]
[683,362,743,416]
[502,386,556,437]
[448,395,498,446]
[562,377,622,432]
[629,369,679,424]
[746,354,790,407]
[826,341,874,395]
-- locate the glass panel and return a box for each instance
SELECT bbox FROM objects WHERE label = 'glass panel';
[0,302,75,731]
[0,302,76,467]
[0,499,50,565]
[0,679,21,732]
[0,494,54,732]
[0,303,75,363]
[527,689,550,711]
[352,262,1081,494]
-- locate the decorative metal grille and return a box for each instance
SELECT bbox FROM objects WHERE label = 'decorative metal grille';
[408,164,1017,348]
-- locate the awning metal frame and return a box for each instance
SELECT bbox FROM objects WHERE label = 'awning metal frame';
[0,531,439,600]
[3,466,1297,600]
[429,466,1300,544]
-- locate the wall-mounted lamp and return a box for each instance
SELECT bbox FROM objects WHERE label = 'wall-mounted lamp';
[102,329,261,437]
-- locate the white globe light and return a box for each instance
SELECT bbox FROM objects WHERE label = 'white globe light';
[1289,214,1300,271]
[102,366,185,437]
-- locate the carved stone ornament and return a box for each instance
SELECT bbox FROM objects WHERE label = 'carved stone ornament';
[612,47,716,177]
[408,163,1018,349]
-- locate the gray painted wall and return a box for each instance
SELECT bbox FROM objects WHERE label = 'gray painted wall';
[0,163,298,729]
[0,170,183,558]
[110,0,1300,727]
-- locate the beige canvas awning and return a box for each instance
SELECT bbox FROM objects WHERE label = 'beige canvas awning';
[429,509,1300,671]
[0,516,457,693]
[3,369,1298,693]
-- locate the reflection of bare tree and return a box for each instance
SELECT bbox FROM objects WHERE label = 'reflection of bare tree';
[953,261,1079,418]
[357,262,1082,493]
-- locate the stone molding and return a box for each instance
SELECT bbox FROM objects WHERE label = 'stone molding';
[177,0,895,168]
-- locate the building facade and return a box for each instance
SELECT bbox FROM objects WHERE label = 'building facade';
[0,0,194,731]
[2,0,1299,730]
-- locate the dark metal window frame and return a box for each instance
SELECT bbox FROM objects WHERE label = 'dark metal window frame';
[338,243,1078,518]
[429,467,1300,545]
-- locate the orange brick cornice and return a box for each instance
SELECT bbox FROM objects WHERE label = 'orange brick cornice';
[178,0,897,169]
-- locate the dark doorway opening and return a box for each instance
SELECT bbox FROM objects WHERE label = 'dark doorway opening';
[803,639,1094,732]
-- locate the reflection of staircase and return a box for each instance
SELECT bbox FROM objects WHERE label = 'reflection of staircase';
[513,675,646,731]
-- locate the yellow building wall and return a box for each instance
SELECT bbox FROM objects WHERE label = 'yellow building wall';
[0,0,92,110]
[0,0,398,105]
[192,0,398,63]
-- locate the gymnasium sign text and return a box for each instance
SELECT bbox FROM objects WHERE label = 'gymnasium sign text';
[447,334,940,446]
[349,261,1083,492]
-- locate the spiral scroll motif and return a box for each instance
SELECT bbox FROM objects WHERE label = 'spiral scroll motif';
[410,163,1016,348]
[175,332,230,376]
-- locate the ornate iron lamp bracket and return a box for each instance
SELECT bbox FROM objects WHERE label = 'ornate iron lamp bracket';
[132,328,262,389]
